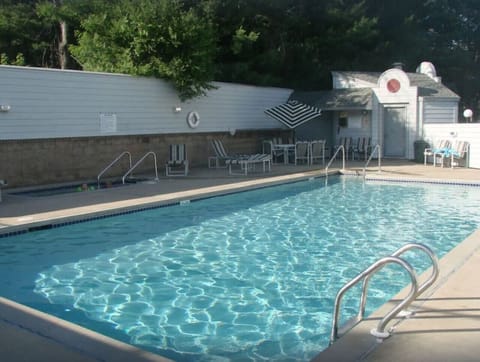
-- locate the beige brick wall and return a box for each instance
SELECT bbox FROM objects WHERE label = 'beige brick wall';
[0,130,289,188]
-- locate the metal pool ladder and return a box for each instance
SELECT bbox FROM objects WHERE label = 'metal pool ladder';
[362,144,382,181]
[330,243,439,345]
[325,145,345,185]
[97,151,133,188]
[122,151,159,184]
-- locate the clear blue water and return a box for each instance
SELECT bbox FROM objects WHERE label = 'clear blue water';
[1,176,480,361]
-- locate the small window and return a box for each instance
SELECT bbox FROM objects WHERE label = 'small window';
[339,112,348,127]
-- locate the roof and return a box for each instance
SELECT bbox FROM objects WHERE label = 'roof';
[333,71,460,99]
[290,70,459,111]
[290,88,373,110]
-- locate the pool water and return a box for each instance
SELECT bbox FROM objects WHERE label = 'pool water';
[2,177,480,361]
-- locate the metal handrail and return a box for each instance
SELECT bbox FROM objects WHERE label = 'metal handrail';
[325,145,345,184]
[121,151,159,184]
[362,144,381,180]
[358,243,439,331]
[330,256,418,345]
[330,243,439,345]
[97,151,132,188]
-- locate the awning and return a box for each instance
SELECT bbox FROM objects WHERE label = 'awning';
[264,100,322,129]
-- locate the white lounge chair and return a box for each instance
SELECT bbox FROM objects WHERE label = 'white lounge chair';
[165,144,189,176]
[227,154,272,175]
[424,139,450,165]
[209,139,236,168]
[434,140,469,168]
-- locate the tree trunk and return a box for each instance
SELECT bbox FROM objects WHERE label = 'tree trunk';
[58,20,68,69]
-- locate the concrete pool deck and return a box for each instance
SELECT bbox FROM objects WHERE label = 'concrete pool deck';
[0,160,479,361]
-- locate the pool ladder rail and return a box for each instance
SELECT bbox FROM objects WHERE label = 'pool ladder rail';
[97,151,133,188]
[330,243,439,345]
[121,151,159,184]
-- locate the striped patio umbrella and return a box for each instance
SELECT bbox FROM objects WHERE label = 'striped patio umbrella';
[264,100,322,129]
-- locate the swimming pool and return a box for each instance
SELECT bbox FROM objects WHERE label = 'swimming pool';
[1,176,480,361]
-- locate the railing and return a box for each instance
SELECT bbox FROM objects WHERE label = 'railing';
[325,145,345,184]
[97,151,132,188]
[362,144,381,181]
[121,151,159,184]
[330,243,439,345]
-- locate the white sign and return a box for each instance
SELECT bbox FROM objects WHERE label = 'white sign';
[100,113,117,133]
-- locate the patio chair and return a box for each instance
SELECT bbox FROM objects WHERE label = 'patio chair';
[352,137,371,161]
[166,144,189,176]
[424,139,450,165]
[294,141,310,165]
[262,137,288,164]
[310,140,326,165]
[434,140,469,168]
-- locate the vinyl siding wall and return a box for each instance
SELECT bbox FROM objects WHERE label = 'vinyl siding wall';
[0,65,291,140]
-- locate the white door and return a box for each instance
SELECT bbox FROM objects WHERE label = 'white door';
[383,106,406,157]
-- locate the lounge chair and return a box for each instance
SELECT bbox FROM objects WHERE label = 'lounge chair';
[227,153,272,175]
[165,144,188,176]
[209,139,237,168]
[424,139,450,165]
[310,140,326,165]
[434,140,469,168]
[294,141,310,165]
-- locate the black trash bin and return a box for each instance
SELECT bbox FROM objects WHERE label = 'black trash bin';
[414,140,430,163]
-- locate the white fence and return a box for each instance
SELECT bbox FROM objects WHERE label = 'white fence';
[423,123,480,168]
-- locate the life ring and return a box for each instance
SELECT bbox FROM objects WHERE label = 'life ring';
[187,111,200,128]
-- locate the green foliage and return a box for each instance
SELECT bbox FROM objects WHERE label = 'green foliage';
[70,0,217,101]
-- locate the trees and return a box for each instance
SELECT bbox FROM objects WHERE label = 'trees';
[0,0,478,108]
[70,0,217,101]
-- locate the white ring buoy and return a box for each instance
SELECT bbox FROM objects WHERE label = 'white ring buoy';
[187,111,200,128]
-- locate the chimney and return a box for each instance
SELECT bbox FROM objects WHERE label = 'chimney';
[391,62,404,70]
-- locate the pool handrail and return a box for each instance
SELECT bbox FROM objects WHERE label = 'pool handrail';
[330,242,439,345]
[325,145,345,184]
[97,151,132,188]
[330,255,418,345]
[121,151,159,184]
[362,144,381,181]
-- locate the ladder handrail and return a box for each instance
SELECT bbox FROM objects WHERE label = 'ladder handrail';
[97,151,132,188]
[358,243,439,331]
[330,255,418,345]
[362,144,381,180]
[121,151,159,184]
[325,145,345,184]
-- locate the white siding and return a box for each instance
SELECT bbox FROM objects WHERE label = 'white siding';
[0,66,291,140]
[423,123,480,168]
[423,100,458,123]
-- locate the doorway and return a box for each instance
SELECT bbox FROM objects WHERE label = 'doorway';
[383,106,407,157]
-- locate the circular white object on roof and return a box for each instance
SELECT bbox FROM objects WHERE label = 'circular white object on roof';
[187,111,200,128]
[463,109,473,118]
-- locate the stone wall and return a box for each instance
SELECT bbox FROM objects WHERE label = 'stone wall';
[0,130,289,188]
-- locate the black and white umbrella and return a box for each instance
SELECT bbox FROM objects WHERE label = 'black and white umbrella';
[264,100,322,129]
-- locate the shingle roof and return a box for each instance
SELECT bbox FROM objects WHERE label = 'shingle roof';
[290,88,372,110]
[290,71,459,110]
[333,71,460,98]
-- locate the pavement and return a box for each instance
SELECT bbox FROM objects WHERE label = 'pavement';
[1,160,480,361]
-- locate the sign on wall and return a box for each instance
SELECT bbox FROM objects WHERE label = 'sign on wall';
[99,113,117,133]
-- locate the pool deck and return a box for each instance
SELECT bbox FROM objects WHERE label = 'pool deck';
[1,159,480,361]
